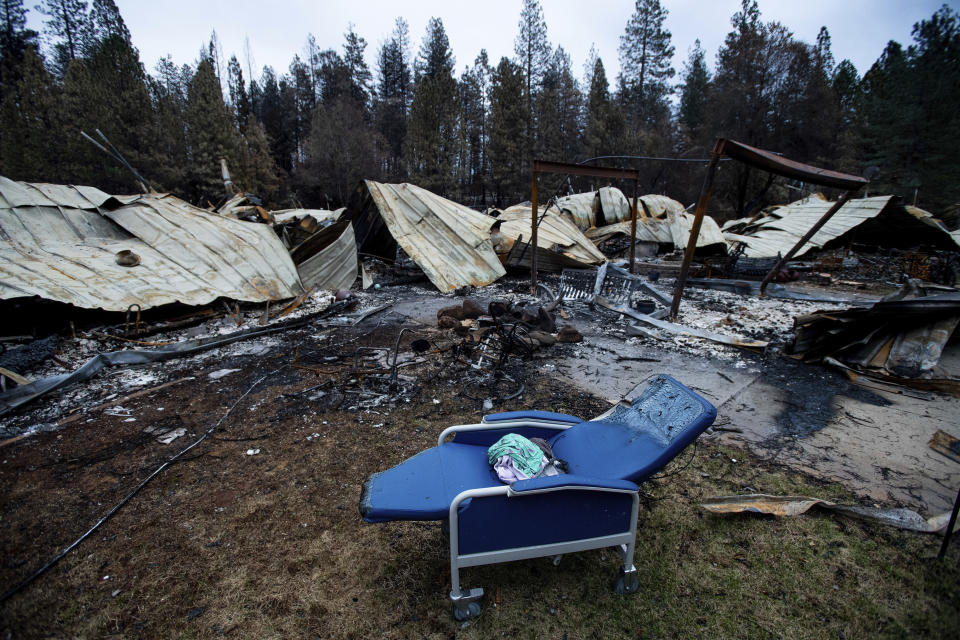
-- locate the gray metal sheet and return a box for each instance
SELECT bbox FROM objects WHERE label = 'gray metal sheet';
[721,195,921,257]
[497,205,606,265]
[0,178,303,310]
[296,222,358,291]
[364,181,505,292]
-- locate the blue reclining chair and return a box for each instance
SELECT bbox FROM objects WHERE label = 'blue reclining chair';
[359,374,716,620]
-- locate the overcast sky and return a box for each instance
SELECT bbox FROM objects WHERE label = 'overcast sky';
[27,0,958,85]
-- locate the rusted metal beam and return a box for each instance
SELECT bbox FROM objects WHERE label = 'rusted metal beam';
[530,170,539,292]
[532,160,641,181]
[670,144,723,320]
[758,187,862,294]
[721,139,868,191]
[630,181,639,273]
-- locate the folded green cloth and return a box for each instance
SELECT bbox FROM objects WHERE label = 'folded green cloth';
[487,433,546,479]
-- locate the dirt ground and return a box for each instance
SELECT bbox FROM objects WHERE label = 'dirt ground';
[1,281,959,638]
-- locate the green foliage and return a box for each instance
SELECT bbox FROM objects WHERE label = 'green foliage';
[405,17,457,196]
[300,97,381,207]
[618,0,674,129]
[678,39,710,144]
[514,0,550,169]
[186,59,238,204]
[583,57,623,161]
[35,0,87,76]
[374,18,412,181]
[860,5,960,211]
[536,46,580,163]
[0,45,61,180]
[488,56,526,206]
[457,50,491,204]
[0,1,958,217]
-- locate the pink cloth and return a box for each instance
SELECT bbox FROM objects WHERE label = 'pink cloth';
[492,454,560,483]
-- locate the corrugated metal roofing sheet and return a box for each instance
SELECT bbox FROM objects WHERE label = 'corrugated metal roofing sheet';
[555,191,597,229]
[585,200,726,250]
[722,196,897,257]
[361,181,505,292]
[497,205,606,265]
[597,186,631,225]
[637,194,687,219]
[292,221,358,291]
[0,176,303,310]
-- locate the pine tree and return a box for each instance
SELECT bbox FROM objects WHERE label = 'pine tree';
[343,25,371,108]
[227,54,250,129]
[237,115,280,198]
[0,0,37,108]
[583,56,622,160]
[257,65,297,174]
[618,0,674,128]
[288,54,314,159]
[186,58,239,203]
[678,39,710,144]
[831,59,862,173]
[148,57,190,191]
[488,56,525,205]
[0,45,62,181]
[405,17,457,195]
[536,46,581,162]
[0,0,34,62]
[374,18,412,180]
[36,0,88,76]
[860,6,960,209]
[513,0,549,167]
[87,0,128,44]
[300,97,382,206]
[457,49,490,203]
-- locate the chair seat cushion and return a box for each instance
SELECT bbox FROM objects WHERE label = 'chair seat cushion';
[359,443,499,522]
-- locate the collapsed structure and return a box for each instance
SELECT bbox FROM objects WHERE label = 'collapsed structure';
[2,136,960,399]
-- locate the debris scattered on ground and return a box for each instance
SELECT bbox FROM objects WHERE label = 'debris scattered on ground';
[701,494,959,534]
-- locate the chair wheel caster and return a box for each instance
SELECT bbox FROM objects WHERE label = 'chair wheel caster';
[614,567,639,595]
[452,601,481,621]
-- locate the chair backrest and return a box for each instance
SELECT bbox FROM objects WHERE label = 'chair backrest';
[549,375,717,483]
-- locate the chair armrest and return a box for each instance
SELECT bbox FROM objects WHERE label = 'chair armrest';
[508,474,639,495]
[482,410,583,425]
[437,421,575,447]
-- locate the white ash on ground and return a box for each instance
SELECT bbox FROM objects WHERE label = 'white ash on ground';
[617,281,850,362]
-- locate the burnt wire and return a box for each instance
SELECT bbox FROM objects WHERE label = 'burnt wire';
[0,367,282,604]
[648,440,698,481]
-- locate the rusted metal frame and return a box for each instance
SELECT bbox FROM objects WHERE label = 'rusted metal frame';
[630,181,639,273]
[720,139,868,191]
[531,171,539,291]
[532,160,641,182]
[530,160,642,291]
[757,187,862,294]
[938,483,960,559]
[670,144,724,320]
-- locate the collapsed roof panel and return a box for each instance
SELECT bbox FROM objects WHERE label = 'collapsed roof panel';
[597,186,631,226]
[725,196,960,258]
[585,194,726,251]
[0,177,304,311]
[291,220,358,292]
[347,181,505,292]
[555,191,597,229]
[496,205,606,266]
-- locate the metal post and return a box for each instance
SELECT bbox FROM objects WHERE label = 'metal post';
[630,180,638,274]
[758,188,860,295]
[530,170,539,292]
[670,147,723,320]
[938,483,960,559]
